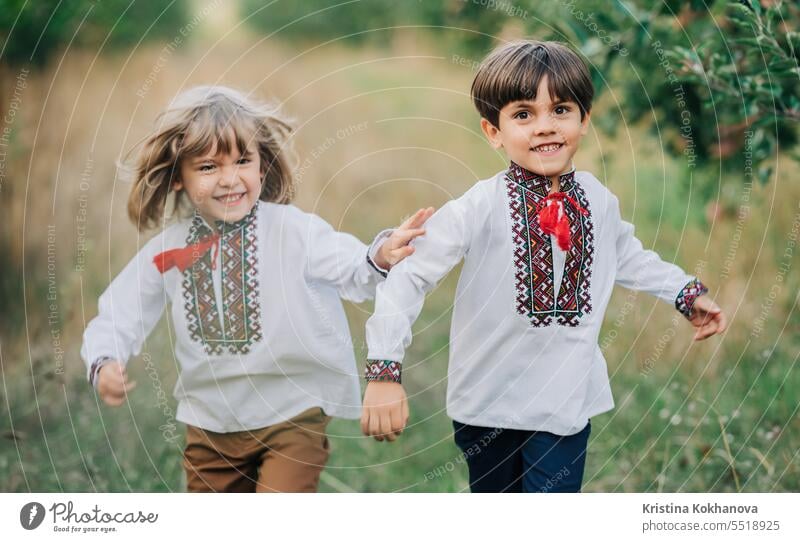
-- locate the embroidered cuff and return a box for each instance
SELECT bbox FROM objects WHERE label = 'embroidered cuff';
[365,359,402,384]
[89,356,115,389]
[675,278,708,319]
[366,229,394,278]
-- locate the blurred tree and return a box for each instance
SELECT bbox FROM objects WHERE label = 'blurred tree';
[666,1,799,184]
[0,0,188,67]
[0,0,188,332]
[240,0,428,46]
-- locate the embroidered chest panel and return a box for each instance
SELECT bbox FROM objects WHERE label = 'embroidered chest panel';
[182,208,262,354]
[505,165,595,327]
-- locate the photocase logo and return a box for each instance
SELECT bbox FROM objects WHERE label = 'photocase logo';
[20,502,45,530]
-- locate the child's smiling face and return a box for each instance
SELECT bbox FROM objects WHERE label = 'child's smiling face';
[480,75,590,181]
[175,137,262,225]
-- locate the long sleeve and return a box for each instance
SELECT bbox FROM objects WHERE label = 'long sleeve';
[364,198,471,382]
[80,235,168,385]
[304,213,392,303]
[611,194,707,318]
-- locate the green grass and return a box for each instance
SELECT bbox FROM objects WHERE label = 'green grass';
[3,286,797,493]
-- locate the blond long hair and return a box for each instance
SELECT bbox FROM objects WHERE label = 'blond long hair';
[125,86,295,231]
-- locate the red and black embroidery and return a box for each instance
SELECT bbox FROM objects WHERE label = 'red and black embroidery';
[182,204,261,354]
[365,359,402,383]
[675,278,708,319]
[506,162,594,327]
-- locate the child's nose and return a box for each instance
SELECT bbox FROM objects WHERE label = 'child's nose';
[532,117,557,135]
[219,166,239,186]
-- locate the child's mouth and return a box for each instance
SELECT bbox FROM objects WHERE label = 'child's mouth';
[531,143,564,154]
[214,192,246,205]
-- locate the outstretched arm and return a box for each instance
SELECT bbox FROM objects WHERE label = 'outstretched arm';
[612,194,725,339]
[305,208,433,303]
[362,198,472,441]
[81,236,167,405]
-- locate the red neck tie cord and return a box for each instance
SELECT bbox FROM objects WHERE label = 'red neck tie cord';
[152,232,221,273]
[534,192,588,252]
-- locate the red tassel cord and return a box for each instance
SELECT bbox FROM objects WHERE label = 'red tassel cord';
[152,232,221,273]
[534,192,588,251]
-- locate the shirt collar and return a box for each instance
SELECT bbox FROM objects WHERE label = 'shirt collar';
[193,200,259,235]
[507,161,576,196]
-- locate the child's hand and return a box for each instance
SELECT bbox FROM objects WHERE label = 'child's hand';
[361,381,409,442]
[373,207,435,271]
[688,296,727,341]
[96,361,137,406]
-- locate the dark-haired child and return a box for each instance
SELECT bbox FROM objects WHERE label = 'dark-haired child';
[361,41,726,492]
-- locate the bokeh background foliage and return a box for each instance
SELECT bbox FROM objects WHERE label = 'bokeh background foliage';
[1,0,798,492]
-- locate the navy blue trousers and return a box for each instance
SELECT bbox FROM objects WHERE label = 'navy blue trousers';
[452,419,591,493]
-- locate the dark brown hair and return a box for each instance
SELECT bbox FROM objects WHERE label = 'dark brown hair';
[471,40,594,127]
[125,86,296,231]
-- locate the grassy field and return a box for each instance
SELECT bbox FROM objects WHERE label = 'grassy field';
[1,33,798,492]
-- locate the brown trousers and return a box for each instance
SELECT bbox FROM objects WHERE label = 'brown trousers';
[183,407,331,492]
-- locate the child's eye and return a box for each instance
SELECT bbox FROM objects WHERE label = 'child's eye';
[236,157,251,165]
[514,111,530,120]
[199,164,216,172]
[554,105,570,115]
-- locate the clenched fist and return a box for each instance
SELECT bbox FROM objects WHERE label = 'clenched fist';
[361,381,409,442]
[96,361,137,406]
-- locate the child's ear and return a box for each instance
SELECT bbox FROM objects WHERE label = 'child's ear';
[580,111,591,136]
[480,118,503,149]
[172,178,183,191]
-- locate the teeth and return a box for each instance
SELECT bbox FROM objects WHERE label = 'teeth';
[534,143,562,152]
[216,193,244,202]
